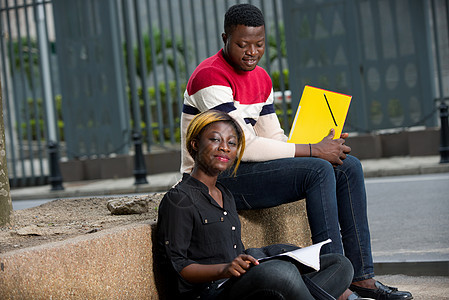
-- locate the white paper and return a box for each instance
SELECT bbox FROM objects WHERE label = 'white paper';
[259,239,331,271]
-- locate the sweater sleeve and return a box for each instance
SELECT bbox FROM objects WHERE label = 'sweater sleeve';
[253,89,289,143]
[227,107,295,162]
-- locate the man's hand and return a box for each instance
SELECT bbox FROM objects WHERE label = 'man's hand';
[221,254,259,278]
[313,129,351,165]
[340,132,349,139]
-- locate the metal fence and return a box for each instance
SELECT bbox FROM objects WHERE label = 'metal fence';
[0,0,289,187]
[113,0,291,149]
[1,0,448,188]
[1,0,57,187]
[283,0,449,133]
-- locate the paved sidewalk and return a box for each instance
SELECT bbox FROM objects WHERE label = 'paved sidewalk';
[11,171,182,201]
[10,155,449,201]
[374,274,449,299]
[361,155,449,178]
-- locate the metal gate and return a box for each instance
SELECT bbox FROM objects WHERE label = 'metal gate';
[282,0,448,133]
[0,0,289,187]
[52,0,130,159]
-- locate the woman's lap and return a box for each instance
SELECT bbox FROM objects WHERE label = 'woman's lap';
[213,254,352,300]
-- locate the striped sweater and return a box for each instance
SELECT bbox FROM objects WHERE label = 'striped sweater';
[181,50,295,173]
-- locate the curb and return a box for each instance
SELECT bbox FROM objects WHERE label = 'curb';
[374,261,449,277]
[363,164,449,178]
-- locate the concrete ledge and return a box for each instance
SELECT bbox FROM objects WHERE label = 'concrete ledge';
[347,128,440,160]
[0,201,311,299]
[0,222,157,299]
[239,200,312,248]
[56,128,441,183]
[60,150,181,182]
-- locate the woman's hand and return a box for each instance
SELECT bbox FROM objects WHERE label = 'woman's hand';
[221,254,259,278]
[312,129,351,166]
[180,254,259,283]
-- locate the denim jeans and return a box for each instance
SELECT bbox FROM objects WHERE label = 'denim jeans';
[218,155,374,282]
[201,253,353,300]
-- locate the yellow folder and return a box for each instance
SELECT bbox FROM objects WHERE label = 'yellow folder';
[287,85,352,144]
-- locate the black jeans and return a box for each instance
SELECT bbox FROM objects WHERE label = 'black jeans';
[201,253,353,300]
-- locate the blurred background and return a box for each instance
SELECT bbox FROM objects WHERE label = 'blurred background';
[1,0,448,190]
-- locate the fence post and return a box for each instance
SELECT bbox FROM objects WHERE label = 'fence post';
[439,100,449,163]
[133,132,148,185]
[36,0,64,190]
[48,141,63,190]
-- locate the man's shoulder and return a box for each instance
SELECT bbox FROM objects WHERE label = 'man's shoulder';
[187,60,234,94]
[191,64,230,81]
[193,53,232,76]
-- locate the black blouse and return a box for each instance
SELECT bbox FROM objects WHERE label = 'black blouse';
[156,173,244,296]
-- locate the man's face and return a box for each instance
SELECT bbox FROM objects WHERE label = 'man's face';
[222,24,265,71]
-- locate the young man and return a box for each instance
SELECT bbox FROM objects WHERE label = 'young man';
[180,4,413,300]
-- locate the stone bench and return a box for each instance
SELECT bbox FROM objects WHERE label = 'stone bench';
[239,200,311,249]
[0,199,310,299]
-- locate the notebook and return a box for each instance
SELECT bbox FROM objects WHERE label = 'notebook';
[217,239,332,289]
[287,85,352,144]
[258,239,331,271]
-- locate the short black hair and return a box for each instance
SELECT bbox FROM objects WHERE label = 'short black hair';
[224,4,265,35]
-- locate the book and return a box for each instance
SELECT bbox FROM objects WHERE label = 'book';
[287,86,352,144]
[217,239,331,289]
[258,239,331,271]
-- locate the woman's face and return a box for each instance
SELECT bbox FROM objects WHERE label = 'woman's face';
[192,121,239,176]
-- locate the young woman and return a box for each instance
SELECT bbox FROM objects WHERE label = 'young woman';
[156,110,353,299]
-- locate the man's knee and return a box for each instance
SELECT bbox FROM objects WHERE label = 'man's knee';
[336,155,365,181]
[341,155,363,171]
[320,253,354,284]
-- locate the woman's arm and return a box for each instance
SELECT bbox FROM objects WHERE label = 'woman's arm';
[180,254,259,283]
